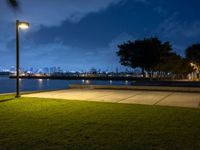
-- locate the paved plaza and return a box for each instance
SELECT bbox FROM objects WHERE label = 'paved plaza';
[23,89,200,108]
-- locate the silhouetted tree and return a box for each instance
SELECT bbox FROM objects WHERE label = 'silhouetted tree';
[185,43,200,66]
[7,0,19,9]
[178,58,193,78]
[165,55,192,79]
[185,43,200,79]
[155,52,180,79]
[149,51,192,79]
[117,37,172,78]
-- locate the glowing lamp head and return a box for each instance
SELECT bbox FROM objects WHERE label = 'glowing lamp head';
[18,21,30,29]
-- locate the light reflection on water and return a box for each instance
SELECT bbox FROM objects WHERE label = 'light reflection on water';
[0,76,131,94]
[109,80,113,84]
[38,79,44,88]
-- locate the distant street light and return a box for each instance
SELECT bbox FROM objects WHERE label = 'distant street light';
[190,62,199,71]
[16,20,29,98]
[190,62,200,80]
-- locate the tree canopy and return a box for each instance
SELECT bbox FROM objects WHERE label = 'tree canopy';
[117,37,172,77]
[7,0,19,9]
[117,37,193,79]
[186,43,200,66]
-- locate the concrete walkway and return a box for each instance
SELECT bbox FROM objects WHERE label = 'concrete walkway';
[23,89,200,108]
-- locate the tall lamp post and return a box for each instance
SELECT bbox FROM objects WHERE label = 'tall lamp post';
[16,20,30,98]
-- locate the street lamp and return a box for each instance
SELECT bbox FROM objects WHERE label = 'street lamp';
[16,20,30,98]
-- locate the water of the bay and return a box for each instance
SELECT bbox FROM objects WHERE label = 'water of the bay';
[0,75,131,94]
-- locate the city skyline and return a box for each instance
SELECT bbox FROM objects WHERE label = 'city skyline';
[0,65,134,74]
[0,0,200,70]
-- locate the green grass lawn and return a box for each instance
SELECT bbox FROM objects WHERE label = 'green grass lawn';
[0,94,200,150]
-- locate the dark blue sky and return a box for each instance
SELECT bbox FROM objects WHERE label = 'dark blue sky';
[0,0,200,71]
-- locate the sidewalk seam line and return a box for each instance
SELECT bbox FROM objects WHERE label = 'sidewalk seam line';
[154,92,174,105]
[117,92,144,103]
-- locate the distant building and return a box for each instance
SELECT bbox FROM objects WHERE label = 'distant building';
[43,67,50,74]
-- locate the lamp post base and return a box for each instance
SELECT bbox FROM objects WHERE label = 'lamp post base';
[15,95,21,98]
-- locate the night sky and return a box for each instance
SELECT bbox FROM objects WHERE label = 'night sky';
[0,0,200,71]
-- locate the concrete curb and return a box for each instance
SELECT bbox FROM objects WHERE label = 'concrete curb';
[69,84,200,93]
